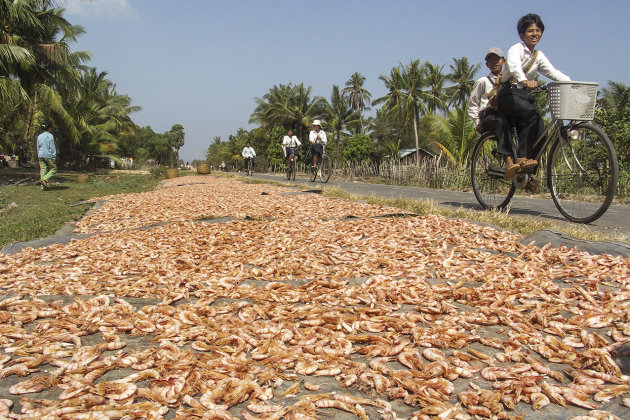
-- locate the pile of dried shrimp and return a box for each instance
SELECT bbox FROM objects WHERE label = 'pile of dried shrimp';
[75,177,407,234]
[0,176,629,419]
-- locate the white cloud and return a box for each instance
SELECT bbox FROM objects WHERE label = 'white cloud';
[63,0,135,18]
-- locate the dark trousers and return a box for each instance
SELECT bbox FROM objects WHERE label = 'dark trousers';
[498,87,544,159]
[480,108,511,157]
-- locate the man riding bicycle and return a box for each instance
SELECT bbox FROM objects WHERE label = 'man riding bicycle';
[241,141,256,171]
[282,129,301,165]
[309,120,327,170]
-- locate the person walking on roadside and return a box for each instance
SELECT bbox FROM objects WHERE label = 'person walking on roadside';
[309,120,327,170]
[36,122,57,190]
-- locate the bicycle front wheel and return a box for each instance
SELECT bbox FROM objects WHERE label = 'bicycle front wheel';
[286,159,292,180]
[547,123,618,223]
[319,155,331,183]
[309,163,317,182]
[471,133,516,210]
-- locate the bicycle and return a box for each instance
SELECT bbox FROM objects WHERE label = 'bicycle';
[471,81,618,224]
[245,158,253,177]
[286,151,297,181]
[309,145,331,183]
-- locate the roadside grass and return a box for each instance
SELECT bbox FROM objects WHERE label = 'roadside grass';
[240,176,629,244]
[0,168,159,248]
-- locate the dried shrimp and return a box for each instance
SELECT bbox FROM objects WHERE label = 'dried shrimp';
[0,176,628,418]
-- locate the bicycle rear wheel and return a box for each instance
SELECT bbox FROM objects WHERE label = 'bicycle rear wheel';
[547,123,618,223]
[319,155,331,183]
[471,133,516,210]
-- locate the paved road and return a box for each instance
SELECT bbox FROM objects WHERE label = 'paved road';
[242,172,630,240]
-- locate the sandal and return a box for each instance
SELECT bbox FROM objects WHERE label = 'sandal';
[518,158,538,171]
[504,163,520,181]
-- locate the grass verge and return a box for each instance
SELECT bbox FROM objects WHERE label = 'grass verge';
[0,168,160,248]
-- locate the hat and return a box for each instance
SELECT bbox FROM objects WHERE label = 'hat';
[485,47,504,60]
[312,120,321,126]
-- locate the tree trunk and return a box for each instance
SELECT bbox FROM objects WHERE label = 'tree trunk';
[412,112,420,166]
[22,98,35,163]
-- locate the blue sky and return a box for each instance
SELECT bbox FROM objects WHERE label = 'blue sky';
[63,0,630,162]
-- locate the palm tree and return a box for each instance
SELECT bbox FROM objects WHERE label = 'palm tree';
[422,63,448,114]
[169,124,185,167]
[1,1,90,155]
[325,85,361,161]
[342,72,371,132]
[56,67,140,164]
[249,83,325,143]
[374,60,429,166]
[446,56,480,108]
[429,106,477,170]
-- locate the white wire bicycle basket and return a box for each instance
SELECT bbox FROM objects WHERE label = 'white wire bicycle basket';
[548,81,598,121]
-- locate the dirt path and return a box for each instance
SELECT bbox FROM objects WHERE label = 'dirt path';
[0,175,628,419]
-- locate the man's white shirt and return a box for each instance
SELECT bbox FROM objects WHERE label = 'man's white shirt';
[242,147,256,159]
[309,130,327,144]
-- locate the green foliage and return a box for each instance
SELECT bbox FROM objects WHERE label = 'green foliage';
[428,106,477,170]
[150,166,167,178]
[595,81,630,166]
[342,72,372,114]
[168,123,185,167]
[446,56,480,108]
[342,134,372,162]
[0,169,159,248]
[266,126,287,168]
[249,83,326,143]
[123,126,172,166]
[325,85,361,162]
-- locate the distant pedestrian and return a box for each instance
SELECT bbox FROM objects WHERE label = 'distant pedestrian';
[36,122,56,190]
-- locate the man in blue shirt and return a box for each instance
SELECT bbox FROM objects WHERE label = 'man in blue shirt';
[36,122,57,190]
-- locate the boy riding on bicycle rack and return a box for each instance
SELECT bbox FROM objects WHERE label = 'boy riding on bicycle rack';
[467,47,511,175]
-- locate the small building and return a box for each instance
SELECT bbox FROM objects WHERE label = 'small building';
[398,148,435,166]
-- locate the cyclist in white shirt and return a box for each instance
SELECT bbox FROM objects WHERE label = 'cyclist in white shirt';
[308,120,327,169]
[282,129,301,166]
[241,142,256,170]
[498,13,570,176]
